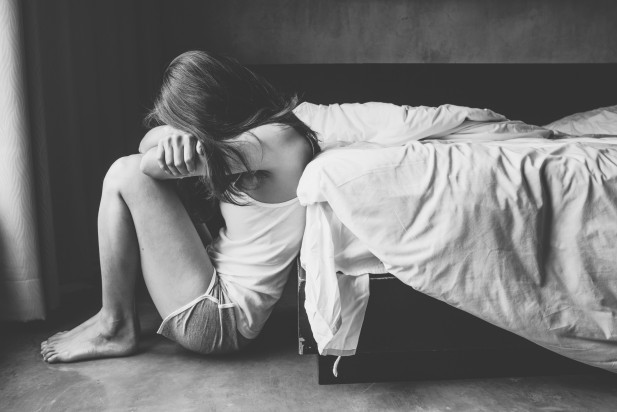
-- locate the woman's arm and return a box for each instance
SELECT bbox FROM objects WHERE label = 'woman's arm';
[140,125,207,179]
[140,139,206,180]
[139,123,298,180]
[139,125,172,154]
[140,147,182,180]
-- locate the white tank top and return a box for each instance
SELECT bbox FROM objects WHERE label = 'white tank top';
[206,191,306,339]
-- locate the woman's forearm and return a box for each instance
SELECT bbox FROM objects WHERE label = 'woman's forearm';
[139,125,171,154]
[140,146,207,180]
[140,148,175,179]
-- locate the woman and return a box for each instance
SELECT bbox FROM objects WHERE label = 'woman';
[40,50,320,362]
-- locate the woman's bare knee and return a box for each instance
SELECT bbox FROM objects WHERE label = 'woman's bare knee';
[104,154,176,204]
[103,155,148,193]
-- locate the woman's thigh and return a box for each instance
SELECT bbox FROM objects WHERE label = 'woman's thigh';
[110,155,215,318]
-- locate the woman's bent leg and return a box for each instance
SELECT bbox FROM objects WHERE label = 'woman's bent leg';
[41,155,215,363]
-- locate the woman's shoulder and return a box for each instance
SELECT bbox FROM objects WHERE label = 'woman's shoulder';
[234,124,312,173]
[240,123,300,145]
[259,124,312,161]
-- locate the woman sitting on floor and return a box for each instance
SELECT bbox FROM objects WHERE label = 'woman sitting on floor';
[41,50,320,362]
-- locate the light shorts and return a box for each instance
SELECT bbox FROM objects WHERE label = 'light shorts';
[157,269,253,355]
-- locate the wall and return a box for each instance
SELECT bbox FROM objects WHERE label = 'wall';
[163,0,617,63]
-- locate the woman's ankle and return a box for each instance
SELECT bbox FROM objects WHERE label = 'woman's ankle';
[97,308,137,336]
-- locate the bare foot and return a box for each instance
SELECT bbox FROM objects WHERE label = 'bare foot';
[42,312,101,348]
[42,306,141,349]
[40,312,138,363]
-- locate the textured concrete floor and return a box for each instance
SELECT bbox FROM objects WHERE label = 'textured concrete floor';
[3,294,617,412]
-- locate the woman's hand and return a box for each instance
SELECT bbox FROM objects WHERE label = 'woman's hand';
[155,127,205,177]
[139,126,207,180]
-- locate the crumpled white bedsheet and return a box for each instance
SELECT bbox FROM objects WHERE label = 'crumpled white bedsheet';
[295,102,617,372]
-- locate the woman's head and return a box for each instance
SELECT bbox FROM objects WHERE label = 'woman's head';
[146,50,318,203]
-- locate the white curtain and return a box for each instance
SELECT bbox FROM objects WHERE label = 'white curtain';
[0,0,58,321]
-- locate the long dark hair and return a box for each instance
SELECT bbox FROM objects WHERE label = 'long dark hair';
[145,50,320,204]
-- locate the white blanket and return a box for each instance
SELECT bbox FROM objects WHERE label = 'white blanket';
[295,102,617,372]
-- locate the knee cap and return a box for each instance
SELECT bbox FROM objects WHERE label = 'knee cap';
[103,155,143,191]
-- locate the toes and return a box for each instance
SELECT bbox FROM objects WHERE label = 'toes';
[47,352,63,363]
[43,350,56,362]
[41,331,68,349]
[41,345,55,357]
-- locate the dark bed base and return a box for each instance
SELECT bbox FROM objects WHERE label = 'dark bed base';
[300,273,604,385]
[316,348,602,385]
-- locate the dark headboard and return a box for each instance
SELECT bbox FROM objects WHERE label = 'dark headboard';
[252,64,617,126]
